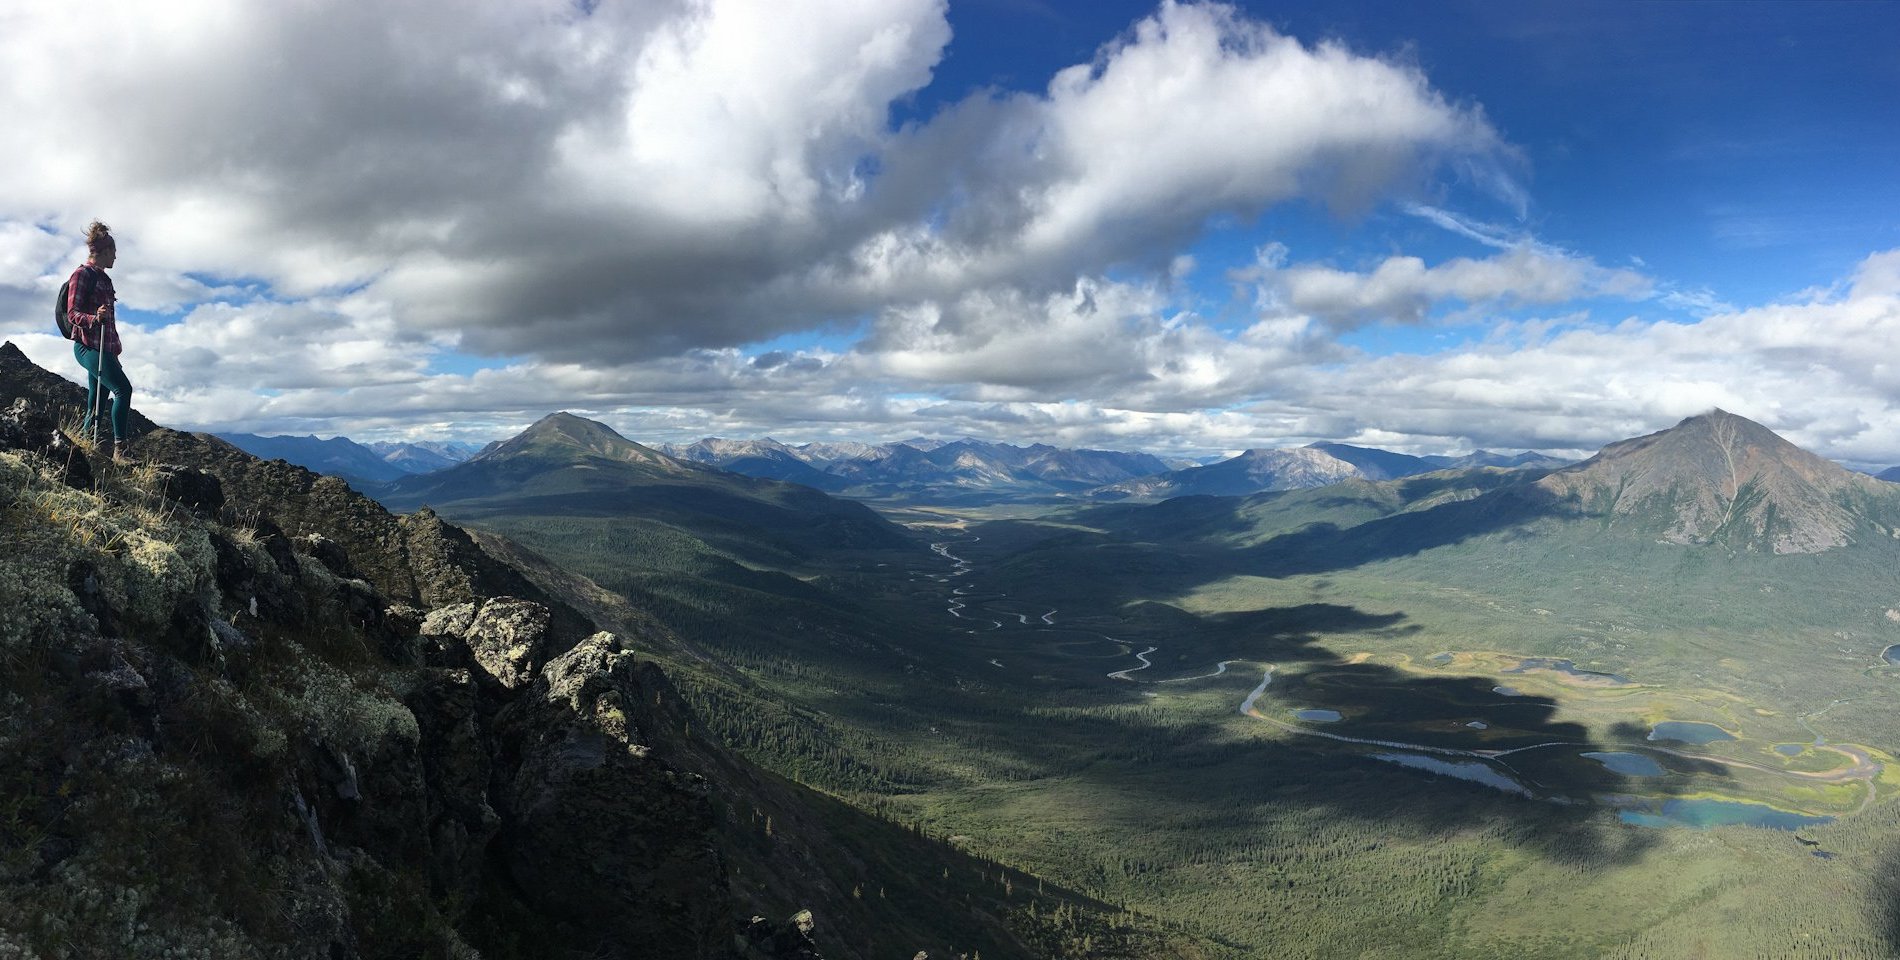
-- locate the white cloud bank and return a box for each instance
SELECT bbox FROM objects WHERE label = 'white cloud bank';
[2,2,1896,466]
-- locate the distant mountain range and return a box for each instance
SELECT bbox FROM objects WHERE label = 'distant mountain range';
[366,438,486,473]
[659,436,1175,501]
[660,435,1572,503]
[1079,409,1900,561]
[1087,442,1568,500]
[219,426,1571,504]
[229,421,1900,511]
[216,433,483,486]
[376,413,911,565]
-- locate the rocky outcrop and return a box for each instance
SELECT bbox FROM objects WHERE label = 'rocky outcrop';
[0,429,753,957]
[498,632,731,958]
[422,597,551,690]
[0,343,770,958]
[740,910,824,959]
[0,343,599,649]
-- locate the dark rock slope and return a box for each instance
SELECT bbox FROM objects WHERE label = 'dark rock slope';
[0,342,1133,960]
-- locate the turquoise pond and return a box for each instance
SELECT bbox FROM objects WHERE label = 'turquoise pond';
[1618,798,1832,831]
[1648,721,1736,745]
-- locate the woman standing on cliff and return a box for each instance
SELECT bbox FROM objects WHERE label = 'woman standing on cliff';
[65,220,132,460]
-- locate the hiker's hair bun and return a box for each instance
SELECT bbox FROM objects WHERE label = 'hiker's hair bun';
[84,221,113,252]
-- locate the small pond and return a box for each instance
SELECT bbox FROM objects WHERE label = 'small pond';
[1648,721,1736,745]
[1775,744,1804,757]
[1465,720,1489,730]
[1505,658,1631,685]
[1883,644,1900,665]
[1493,685,1524,697]
[1294,709,1342,722]
[1428,652,1454,665]
[1371,753,1532,797]
[1582,751,1665,777]
[1617,798,1832,831]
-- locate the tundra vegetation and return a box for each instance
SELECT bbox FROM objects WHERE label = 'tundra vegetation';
[415,412,1900,959]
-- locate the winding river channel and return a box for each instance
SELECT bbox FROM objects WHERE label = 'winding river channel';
[926,537,1881,828]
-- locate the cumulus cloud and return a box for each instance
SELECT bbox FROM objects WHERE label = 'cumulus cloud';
[825,1,1505,304]
[1236,249,1900,463]
[0,0,1502,367]
[10,246,1890,469]
[13,2,1893,468]
[1246,244,1653,328]
[848,274,1344,411]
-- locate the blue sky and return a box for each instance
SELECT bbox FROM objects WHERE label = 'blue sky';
[932,1,1897,326]
[2,0,1898,464]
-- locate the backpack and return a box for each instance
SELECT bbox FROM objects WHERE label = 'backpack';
[54,278,75,339]
[54,267,95,341]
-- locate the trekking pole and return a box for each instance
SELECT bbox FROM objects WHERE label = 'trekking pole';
[92,302,107,447]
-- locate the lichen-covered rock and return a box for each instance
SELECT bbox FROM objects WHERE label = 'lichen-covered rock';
[498,631,732,959]
[0,394,93,489]
[299,532,358,581]
[466,597,550,690]
[420,597,551,691]
[148,463,224,516]
[0,394,53,451]
[741,909,826,959]
[0,451,214,653]
[420,600,479,639]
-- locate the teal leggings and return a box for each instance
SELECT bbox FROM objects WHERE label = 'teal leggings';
[72,342,133,442]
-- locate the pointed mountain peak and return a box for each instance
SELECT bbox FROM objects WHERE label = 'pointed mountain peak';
[1582,409,1821,475]
[481,412,680,470]
[526,411,621,438]
[1670,407,1786,441]
[1539,409,1892,554]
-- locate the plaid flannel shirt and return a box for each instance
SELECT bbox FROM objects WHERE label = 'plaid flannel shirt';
[65,263,120,356]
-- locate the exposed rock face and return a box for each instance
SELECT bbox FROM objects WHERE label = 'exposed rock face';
[0,437,753,957]
[423,597,551,690]
[500,632,731,958]
[741,909,825,959]
[403,666,498,902]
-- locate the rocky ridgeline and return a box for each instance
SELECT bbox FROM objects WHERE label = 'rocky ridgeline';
[0,343,839,959]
